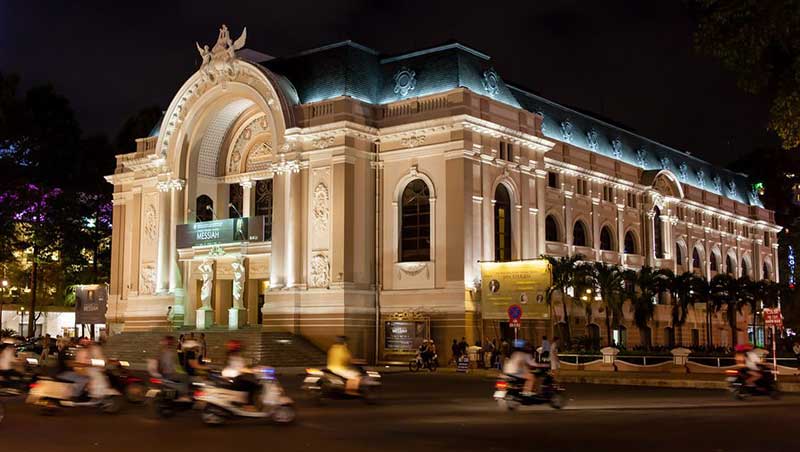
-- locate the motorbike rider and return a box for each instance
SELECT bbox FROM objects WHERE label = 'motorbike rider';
[221,340,260,410]
[327,336,360,396]
[502,339,540,395]
[418,340,432,366]
[0,339,22,383]
[153,335,192,401]
[740,344,763,387]
[55,338,92,398]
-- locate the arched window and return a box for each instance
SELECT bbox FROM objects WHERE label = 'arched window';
[710,252,718,272]
[624,231,637,254]
[573,221,588,247]
[494,184,512,262]
[229,183,243,218]
[741,258,750,279]
[196,195,214,222]
[726,255,735,275]
[653,207,664,258]
[400,179,431,262]
[692,247,701,270]
[600,226,614,251]
[255,179,274,241]
[763,263,770,280]
[675,243,684,263]
[545,215,561,242]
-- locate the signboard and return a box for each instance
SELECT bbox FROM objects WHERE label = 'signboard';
[384,320,427,351]
[176,216,265,249]
[75,284,108,324]
[763,307,783,327]
[508,304,522,329]
[480,259,552,320]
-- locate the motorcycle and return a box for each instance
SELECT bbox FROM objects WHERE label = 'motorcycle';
[106,360,147,404]
[725,366,781,400]
[0,358,41,397]
[145,374,198,419]
[26,359,123,415]
[493,371,568,410]
[194,367,295,426]
[409,352,438,372]
[302,366,382,403]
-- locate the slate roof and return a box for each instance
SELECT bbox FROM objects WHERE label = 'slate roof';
[163,40,762,207]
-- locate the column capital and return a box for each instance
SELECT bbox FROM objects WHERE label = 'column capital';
[240,180,254,189]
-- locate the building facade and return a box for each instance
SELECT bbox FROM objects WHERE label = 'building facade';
[106,26,781,360]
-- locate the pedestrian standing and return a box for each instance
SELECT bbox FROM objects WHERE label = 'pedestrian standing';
[450,339,460,366]
[540,335,551,361]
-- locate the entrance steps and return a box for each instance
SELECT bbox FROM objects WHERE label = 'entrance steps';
[103,328,326,368]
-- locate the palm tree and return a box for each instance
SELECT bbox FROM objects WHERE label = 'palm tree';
[581,262,626,347]
[631,266,672,349]
[669,272,697,346]
[688,277,712,347]
[710,274,748,348]
[543,254,585,343]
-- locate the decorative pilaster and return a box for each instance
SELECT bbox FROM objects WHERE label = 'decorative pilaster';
[240,180,254,217]
[156,181,171,293]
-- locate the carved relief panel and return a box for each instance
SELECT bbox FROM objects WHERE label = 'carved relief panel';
[310,168,331,252]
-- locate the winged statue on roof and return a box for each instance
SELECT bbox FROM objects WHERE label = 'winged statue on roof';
[196,25,247,83]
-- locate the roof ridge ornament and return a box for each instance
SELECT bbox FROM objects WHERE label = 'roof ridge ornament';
[482,68,500,96]
[196,25,247,83]
[610,138,623,159]
[393,67,417,98]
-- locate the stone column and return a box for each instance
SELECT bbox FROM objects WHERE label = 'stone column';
[646,211,656,267]
[156,181,171,293]
[616,205,625,265]
[564,194,574,255]
[591,199,600,260]
[285,169,303,288]
[240,180,254,217]
[535,170,547,257]
[168,180,185,321]
[662,213,672,260]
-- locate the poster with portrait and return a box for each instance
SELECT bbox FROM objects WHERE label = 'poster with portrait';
[480,259,552,319]
[75,284,108,324]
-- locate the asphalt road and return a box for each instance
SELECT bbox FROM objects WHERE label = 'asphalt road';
[2,372,799,452]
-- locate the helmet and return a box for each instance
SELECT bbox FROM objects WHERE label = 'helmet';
[735,344,753,353]
[225,339,242,353]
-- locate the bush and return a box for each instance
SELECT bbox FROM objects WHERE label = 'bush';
[1,328,17,338]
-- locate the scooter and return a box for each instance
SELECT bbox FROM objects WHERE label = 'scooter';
[194,367,295,426]
[26,360,123,415]
[409,353,438,372]
[107,360,147,404]
[493,371,568,410]
[726,366,781,400]
[0,358,41,397]
[302,366,382,404]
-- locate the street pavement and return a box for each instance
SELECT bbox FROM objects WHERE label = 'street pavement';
[2,371,799,452]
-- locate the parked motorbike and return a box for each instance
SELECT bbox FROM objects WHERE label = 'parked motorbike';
[409,353,438,372]
[194,367,295,426]
[302,366,382,404]
[493,371,568,410]
[26,360,123,415]
[726,366,781,400]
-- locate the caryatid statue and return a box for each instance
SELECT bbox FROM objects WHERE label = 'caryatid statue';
[231,257,246,309]
[198,259,214,310]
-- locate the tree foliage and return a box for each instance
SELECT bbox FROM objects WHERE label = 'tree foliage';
[693,0,800,149]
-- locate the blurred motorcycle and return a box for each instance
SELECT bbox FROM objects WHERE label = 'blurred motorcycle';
[493,370,567,410]
[194,367,295,426]
[726,366,780,400]
[26,359,122,415]
[302,366,381,404]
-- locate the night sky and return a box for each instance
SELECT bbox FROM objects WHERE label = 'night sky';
[0,0,778,166]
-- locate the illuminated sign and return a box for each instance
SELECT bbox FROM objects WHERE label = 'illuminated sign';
[480,259,552,320]
[75,284,108,324]
[176,216,266,249]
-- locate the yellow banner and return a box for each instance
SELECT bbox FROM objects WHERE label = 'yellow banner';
[480,259,552,320]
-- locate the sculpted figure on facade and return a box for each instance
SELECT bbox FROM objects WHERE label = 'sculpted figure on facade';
[310,254,330,288]
[140,264,156,295]
[231,257,245,309]
[199,259,214,309]
[196,25,247,83]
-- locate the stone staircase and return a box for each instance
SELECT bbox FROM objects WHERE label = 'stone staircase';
[103,328,325,368]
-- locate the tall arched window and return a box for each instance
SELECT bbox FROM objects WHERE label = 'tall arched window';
[494,184,512,262]
[624,231,637,254]
[545,215,560,242]
[675,243,684,263]
[653,207,664,258]
[692,247,701,271]
[726,255,735,275]
[573,221,588,247]
[255,179,273,241]
[741,258,750,279]
[710,252,718,272]
[400,179,431,262]
[196,195,214,222]
[600,226,614,251]
[763,263,770,280]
